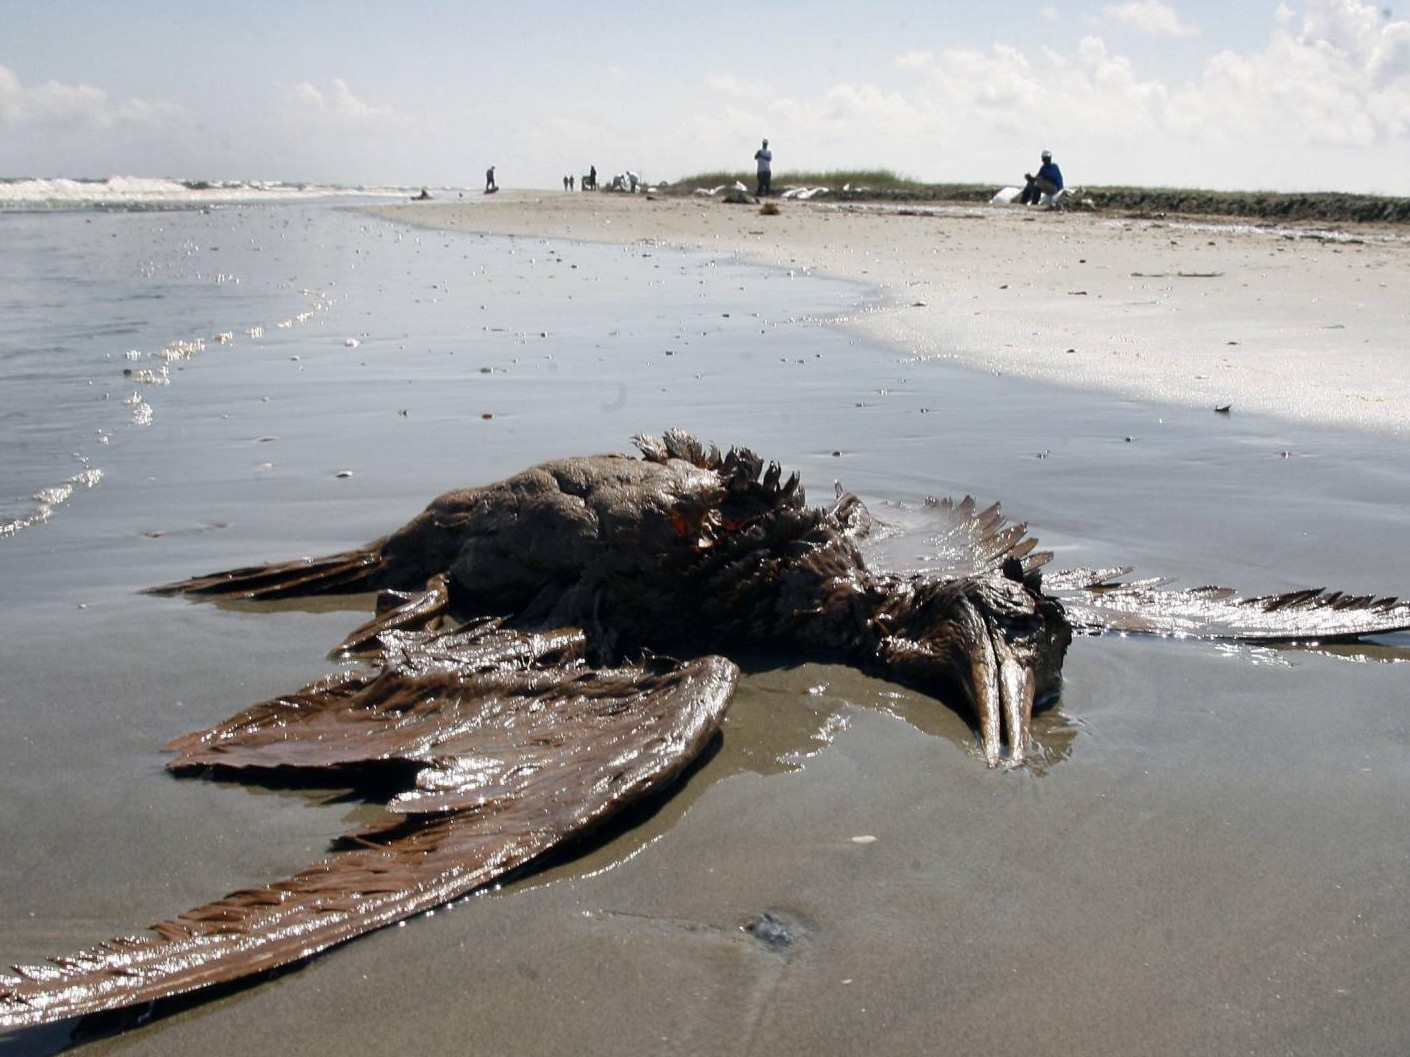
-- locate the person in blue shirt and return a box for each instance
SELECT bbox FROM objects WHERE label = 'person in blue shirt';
[1020,150,1063,205]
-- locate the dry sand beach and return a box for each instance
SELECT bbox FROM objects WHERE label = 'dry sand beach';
[4,193,1410,1057]
[380,191,1410,435]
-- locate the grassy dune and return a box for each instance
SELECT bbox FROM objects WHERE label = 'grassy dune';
[665,170,1410,226]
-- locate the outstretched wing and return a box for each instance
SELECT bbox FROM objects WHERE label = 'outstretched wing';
[1047,566,1410,642]
[866,495,1410,643]
[0,626,737,1030]
[859,496,1052,582]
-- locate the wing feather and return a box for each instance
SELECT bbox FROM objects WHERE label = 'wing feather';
[859,496,1054,582]
[147,543,389,600]
[1051,569,1410,641]
[0,632,736,1030]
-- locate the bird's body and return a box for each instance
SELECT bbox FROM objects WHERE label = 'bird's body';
[4,431,1407,1034]
[168,433,1071,759]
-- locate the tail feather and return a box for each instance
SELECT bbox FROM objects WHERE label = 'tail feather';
[148,541,389,601]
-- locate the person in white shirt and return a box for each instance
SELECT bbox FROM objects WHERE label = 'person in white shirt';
[754,139,772,196]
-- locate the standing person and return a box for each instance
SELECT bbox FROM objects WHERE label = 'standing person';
[485,166,497,193]
[1020,149,1063,206]
[754,138,772,197]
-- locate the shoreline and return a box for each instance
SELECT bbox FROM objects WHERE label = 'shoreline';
[4,197,1410,1056]
[374,192,1410,437]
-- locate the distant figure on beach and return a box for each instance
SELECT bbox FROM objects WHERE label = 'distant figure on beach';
[485,166,497,193]
[412,187,431,201]
[627,170,640,192]
[754,139,772,197]
[1020,150,1063,206]
[583,165,597,191]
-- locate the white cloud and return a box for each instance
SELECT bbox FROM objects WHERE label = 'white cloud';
[913,44,1039,113]
[1100,1,1199,37]
[874,38,1172,142]
[0,63,189,131]
[281,78,398,125]
[628,0,1406,197]
[759,0,1409,185]
[259,78,433,181]
[1178,0,1410,146]
[705,73,773,98]
[8,2,1410,193]
[1300,0,1410,84]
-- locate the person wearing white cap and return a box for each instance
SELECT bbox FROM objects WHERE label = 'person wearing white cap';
[1020,149,1063,206]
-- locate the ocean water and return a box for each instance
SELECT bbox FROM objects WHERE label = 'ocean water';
[1,203,329,536]
[9,193,1410,590]
[0,196,882,544]
[3,195,1410,1056]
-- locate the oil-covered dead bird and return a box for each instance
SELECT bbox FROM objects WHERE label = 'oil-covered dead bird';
[5,430,1410,1033]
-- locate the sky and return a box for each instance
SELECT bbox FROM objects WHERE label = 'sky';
[3,0,1410,195]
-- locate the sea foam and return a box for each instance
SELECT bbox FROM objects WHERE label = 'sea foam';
[0,176,411,211]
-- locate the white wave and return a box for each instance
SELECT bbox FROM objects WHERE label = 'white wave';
[0,176,414,210]
[0,468,103,540]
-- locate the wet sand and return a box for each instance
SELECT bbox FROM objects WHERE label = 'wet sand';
[3,196,1410,1057]
[379,191,1410,436]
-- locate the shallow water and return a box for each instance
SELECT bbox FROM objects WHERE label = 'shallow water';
[2,204,1408,1056]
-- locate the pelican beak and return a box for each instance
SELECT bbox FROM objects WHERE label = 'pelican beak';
[955,593,1041,765]
[876,571,1070,767]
